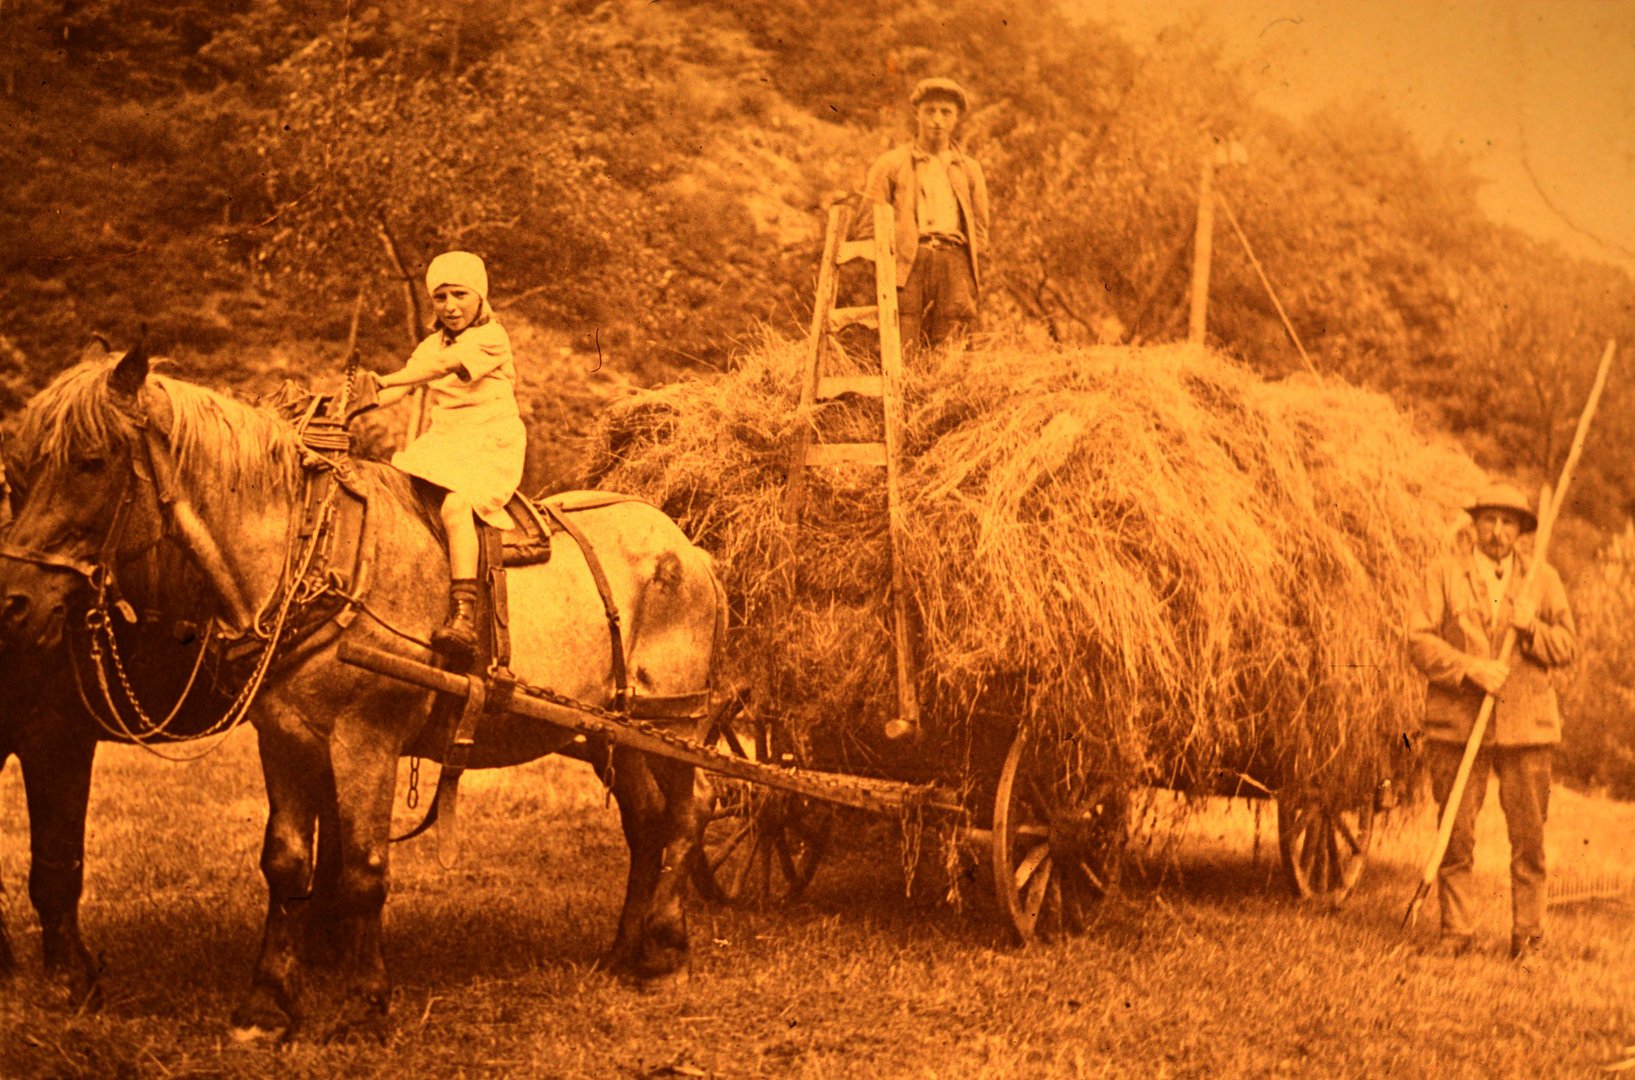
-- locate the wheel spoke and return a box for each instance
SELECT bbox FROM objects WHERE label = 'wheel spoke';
[1013,839,1051,895]
[774,833,800,885]
[723,849,752,900]
[1299,821,1321,880]
[716,820,758,882]
[708,821,755,873]
[1057,865,1081,933]
[1312,820,1331,891]
[1023,855,1054,922]
[1024,773,1056,818]
[1334,812,1363,855]
[761,837,778,898]
[1325,817,1345,875]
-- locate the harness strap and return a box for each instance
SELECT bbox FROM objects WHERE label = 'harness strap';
[481,524,512,672]
[390,673,486,848]
[0,543,100,579]
[543,501,630,708]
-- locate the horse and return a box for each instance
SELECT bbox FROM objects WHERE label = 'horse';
[0,343,723,1039]
[0,346,344,1006]
[0,558,238,1006]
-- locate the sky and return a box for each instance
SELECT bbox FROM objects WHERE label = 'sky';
[1080,0,1635,272]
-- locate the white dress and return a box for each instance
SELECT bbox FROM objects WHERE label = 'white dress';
[390,319,526,529]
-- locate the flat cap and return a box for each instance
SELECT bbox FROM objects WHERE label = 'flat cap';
[1465,482,1539,534]
[910,77,969,112]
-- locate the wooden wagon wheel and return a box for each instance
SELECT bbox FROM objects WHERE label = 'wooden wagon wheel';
[690,696,832,906]
[1275,795,1374,904]
[991,727,1127,944]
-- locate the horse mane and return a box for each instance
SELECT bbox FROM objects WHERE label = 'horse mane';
[18,355,438,538]
[19,357,302,501]
[152,374,304,500]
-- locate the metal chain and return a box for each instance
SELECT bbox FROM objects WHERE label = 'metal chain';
[87,607,214,740]
[406,756,421,809]
[74,467,341,761]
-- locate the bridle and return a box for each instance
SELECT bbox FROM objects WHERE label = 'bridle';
[0,438,153,585]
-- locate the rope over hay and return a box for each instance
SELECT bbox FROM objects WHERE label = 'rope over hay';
[582,339,1487,809]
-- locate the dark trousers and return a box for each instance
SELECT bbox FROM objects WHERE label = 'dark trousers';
[1426,741,1552,938]
[898,243,977,356]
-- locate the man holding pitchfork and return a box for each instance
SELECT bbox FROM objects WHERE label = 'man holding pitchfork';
[1408,482,1577,962]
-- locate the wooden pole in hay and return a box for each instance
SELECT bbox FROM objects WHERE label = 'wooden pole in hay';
[1187,145,1216,346]
[1403,339,1618,930]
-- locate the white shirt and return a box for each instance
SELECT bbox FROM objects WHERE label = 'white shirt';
[914,151,964,239]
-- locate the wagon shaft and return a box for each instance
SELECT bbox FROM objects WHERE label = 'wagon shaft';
[337,641,964,816]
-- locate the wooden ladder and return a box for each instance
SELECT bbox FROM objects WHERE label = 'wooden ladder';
[783,201,921,742]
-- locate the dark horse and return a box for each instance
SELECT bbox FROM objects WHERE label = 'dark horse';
[0,345,721,1039]
[0,343,340,1004]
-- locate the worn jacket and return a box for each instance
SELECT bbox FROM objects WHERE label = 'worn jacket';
[1407,550,1577,746]
[862,143,990,293]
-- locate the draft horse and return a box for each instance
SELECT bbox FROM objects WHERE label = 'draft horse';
[0,526,242,1005]
[0,344,721,1038]
[1,348,254,1005]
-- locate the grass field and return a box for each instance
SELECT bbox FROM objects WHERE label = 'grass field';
[1,732,1631,1078]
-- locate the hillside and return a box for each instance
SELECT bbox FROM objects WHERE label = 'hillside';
[2,0,1633,793]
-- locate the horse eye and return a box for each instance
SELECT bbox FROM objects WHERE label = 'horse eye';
[74,456,107,475]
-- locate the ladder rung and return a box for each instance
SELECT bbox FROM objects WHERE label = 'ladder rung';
[836,240,876,265]
[817,374,884,400]
[805,442,887,468]
[828,306,879,332]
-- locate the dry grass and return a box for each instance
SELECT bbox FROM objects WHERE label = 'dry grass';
[1,738,1631,1078]
[583,339,1488,807]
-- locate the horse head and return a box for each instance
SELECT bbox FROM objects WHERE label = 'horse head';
[0,341,170,649]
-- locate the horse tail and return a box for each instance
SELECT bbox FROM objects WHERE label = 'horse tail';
[622,540,721,696]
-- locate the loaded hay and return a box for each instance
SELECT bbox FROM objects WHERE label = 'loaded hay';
[581,338,1486,811]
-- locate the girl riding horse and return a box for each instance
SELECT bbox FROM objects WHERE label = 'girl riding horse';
[368,251,525,660]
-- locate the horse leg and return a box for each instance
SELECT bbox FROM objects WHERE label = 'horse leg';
[17,720,100,1005]
[230,724,326,1041]
[0,752,15,980]
[302,765,346,969]
[603,747,696,986]
[643,756,699,985]
[323,723,400,1041]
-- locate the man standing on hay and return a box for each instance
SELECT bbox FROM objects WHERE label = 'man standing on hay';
[862,76,990,356]
[1408,482,1577,962]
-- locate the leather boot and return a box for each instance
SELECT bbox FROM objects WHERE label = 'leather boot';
[432,579,480,661]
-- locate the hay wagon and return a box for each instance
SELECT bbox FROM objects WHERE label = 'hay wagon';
[687,669,1396,941]
[556,203,1423,942]
[339,636,1384,945]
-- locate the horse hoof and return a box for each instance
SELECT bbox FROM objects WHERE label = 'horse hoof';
[325,1000,391,1045]
[230,996,294,1044]
[229,1022,287,1046]
[637,967,689,986]
[630,964,691,995]
[64,977,103,1013]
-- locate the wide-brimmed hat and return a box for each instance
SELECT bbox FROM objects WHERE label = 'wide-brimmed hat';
[910,77,969,113]
[425,251,489,302]
[1465,482,1538,534]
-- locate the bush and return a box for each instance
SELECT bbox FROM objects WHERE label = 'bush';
[1558,523,1635,798]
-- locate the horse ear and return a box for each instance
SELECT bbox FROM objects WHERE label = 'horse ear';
[108,336,150,399]
[79,333,113,363]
